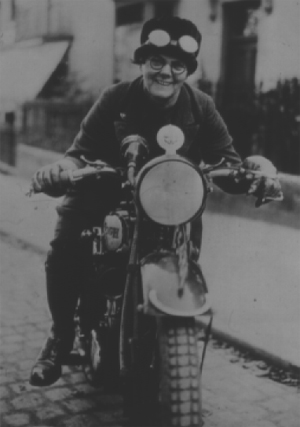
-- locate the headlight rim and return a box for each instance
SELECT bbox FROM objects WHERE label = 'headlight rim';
[135,155,208,225]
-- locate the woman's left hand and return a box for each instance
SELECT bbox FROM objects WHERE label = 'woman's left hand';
[238,156,283,207]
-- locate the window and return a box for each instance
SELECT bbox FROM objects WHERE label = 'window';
[116,3,144,26]
[154,0,177,18]
[243,9,260,37]
[222,1,261,100]
[224,0,260,38]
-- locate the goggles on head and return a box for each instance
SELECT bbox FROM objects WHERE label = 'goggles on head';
[146,29,199,54]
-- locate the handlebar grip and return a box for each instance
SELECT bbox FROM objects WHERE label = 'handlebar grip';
[26,169,73,197]
[208,168,278,180]
[59,169,73,185]
[27,164,118,197]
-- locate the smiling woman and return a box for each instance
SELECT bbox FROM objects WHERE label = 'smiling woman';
[131,16,201,108]
[141,54,188,105]
[133,16,201,74]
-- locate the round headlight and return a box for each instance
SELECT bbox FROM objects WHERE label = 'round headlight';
[137,157,206,225]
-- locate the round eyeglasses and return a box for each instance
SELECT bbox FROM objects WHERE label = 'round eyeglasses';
[149,56,187,75]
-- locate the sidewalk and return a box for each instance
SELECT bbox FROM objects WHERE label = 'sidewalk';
[1,172,299,369]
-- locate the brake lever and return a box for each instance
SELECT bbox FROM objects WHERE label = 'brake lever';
[201,158,226,173]
[232,168,279,180]
[80,155,108,168]
[261,193,284,203]
[255,192,284,208]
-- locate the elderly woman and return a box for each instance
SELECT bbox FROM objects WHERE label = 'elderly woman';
[30,16,280,386]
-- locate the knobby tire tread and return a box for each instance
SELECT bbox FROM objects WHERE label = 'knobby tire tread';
[158,317,203,427]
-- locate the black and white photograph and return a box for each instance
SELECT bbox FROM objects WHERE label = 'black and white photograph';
[0,1,299,426]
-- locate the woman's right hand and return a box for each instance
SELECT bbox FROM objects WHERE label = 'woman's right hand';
[31,158,80,196]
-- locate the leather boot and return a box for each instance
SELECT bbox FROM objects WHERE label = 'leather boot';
[30,245,80,387]
[30,214,87,386]
[30,330,74,387]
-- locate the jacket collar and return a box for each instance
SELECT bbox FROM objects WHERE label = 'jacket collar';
[172,83,197,126]
[121,77,196,126]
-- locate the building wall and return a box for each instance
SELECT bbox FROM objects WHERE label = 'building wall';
[65,0,115,97]
[2,0,299,99]
[0,0,17,46]
[114,22,142,83]
[255,0,300,90]
[179,0,300,91]
[0,0,115,100]
[177,0,223,85]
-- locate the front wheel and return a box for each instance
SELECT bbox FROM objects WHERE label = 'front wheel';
[158,317,203,427]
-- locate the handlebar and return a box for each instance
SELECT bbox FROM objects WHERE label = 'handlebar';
[207,167,283,202]
[27,164,120,196]
[208,167,278,180]
[27,162,283,203]
[62,165,119,183]
[58,165,279,183]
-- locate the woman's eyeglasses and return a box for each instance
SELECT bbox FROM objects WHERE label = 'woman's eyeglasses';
[149,56,187,75]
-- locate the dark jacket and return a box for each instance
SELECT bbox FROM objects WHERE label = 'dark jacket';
[66,76,241,168]
[62,77,245,212]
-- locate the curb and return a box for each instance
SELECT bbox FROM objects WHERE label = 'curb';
[0,160,18,176]
[0,229,48,257]
[197,317,300,373]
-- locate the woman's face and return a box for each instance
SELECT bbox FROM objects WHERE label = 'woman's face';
[141,54,188,104]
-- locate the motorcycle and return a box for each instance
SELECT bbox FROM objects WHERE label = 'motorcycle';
[28,125,282,427]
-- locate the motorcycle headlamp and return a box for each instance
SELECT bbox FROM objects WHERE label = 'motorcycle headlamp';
[146,29,199,55]
[136,157,206,226]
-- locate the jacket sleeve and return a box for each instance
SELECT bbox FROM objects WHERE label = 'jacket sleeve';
[65,84,125,166]
[201,96,248,194]
[201,96,241,165]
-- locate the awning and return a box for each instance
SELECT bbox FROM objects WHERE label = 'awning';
[0,40,70,111]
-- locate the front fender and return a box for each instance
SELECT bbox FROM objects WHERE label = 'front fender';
[140,251,211,316]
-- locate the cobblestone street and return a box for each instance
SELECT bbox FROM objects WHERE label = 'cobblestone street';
[0,236,299,427]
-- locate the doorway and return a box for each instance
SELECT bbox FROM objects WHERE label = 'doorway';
[222,0,260,101]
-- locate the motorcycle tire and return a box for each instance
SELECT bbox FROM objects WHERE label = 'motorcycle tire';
[157,317,203,427]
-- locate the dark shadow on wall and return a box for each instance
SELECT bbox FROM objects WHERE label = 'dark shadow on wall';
[198,78,300,175]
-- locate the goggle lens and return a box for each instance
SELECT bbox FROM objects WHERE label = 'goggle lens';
[179,35,199,53]
[147,30,198,54]
[148,29,171,47]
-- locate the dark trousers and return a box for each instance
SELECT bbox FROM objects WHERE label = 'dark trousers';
[46,179,122,336]
[46,206,94,337]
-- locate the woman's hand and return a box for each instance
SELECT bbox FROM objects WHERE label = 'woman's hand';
[31,158,80,196]
[237,156,283,207]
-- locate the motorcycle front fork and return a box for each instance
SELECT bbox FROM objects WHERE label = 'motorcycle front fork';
[198,313,213,372]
